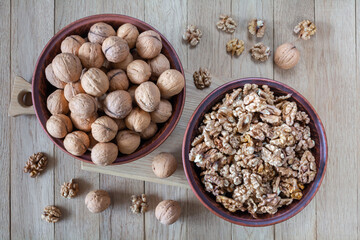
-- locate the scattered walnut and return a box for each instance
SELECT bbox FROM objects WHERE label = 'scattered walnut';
[294,20,316,40]
[155,200,181,225]
[193,67,211,89]
[41,206,61,223]
[250,43,271,62]
[130,194,149,214]
[248,19,266,38]
[60,179,79,199]
[183,24,202,47]
[216,15,237,33]
[226,39,244,56]
[24,152,48,178]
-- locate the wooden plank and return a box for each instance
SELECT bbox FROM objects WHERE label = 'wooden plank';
[357,1,360,238]
[10,0,55,239]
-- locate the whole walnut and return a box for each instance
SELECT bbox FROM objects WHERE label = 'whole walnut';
[85,189,111,213]
[150,99,172,123]
[103,90,132,119]
[52,53,82,83]
[78,42,105,68]
[135,82,161,112]
[136,30,162,59]
[91,116,118,142]
[64,82,85,101]
[61,35,86,56]
[274,43,300,70]
[64,131,90,156]
[70,112,97,132]
[69,93,98,118]
[116,130,141,154]
[117,23,139,49]
[157,69,185,98]
[111,52,133,71]
[155,200,181,225]
[102,36,130,63]
[88,132,98,151]
[81,68,109,97]
[127,60,151,84]
[128,85,138,106]
[107,69,129,91]
[45,63,66,89]
[46,114,73,138]
[91,142,118,166]
[113,118,126,130]
[47,89,69,115]
[140,121,158,140]
[125,107,151,132]
[148,54,170,77]
[152,152,177,178]
[88,22,116,44]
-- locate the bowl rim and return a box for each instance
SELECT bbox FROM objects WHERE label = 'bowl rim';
[32,14,185,165]
[182,77,328,227]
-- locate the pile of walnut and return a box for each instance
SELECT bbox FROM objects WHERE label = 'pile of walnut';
[45,22,185,165]
[189,84,317,218]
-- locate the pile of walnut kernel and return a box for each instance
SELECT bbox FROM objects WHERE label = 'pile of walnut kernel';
[189,84,317,218]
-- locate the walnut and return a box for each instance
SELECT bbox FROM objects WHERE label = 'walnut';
[250,43,271,62]
[113,118,126,130]
[41,206,61,223]
[136,30,162,59]
[91,142,118,166]
[107,69,129,91]
[248,19,266,38]
[63,131,90,156]
[226,39,244,57]
[125,107,151,132]
[140,121,158,140]
[81,68,109,97]
[216,15,237,33]
[127,60,152,84]
[87,132,98,151]
[274,43,300,69]
[116,130,141,154]
[216,196,244,212]
[64,82,85,101]
[85,189,111,213]
[294,20,316,40]
[182,24,202,47]
[135,81,161,112]
[128,85,137,106]
[281,101,297,126]
[61,35,86,55]
[130,194,149,214]
[111,52,133,71]
[155,200,181,225]
[88,22,116,44]
[157,69,185,98]
[47,89,69,115]
[70,112,97,132]
[45,63,66,89]
[52,53,82,83]
[78,42,105,68]
[103,90,132,119]
[150,99,172,123]
[102,36,130,63]
[60,179,79,199]
[298,150,317,184]
[91,116,118,142]
[148,54,170,78]
[152,152,177,178]
[193,67,211,89]
[46,114,73,138]
[69,93,98,118]
[23,152,48,178]
[117,23,139,49]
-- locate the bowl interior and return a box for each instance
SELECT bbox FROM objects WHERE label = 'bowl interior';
[32,14,185,164]
[182,78,327,226]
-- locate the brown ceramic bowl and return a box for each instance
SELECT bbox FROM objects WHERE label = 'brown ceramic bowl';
[32,14,185,165]
[182,78,327,226]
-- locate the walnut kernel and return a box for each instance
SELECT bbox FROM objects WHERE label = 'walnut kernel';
[294,20,316,40]
[41,206,61,223]
[216,15,237,33]
[250,43,271,62]
[130,194,149,214]
[226,39,244,56]
[183,24,202,47]
[248,19,266,38]
[60,179,79,199]
[193,67,211,89]
[24,152,48,178]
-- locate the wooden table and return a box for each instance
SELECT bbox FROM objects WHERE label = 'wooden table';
[1,0,357,239]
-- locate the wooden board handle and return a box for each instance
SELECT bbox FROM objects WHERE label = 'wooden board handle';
[8,76,35,117]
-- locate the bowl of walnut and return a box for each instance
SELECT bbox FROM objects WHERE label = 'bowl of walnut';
[182,79,327,226]
[32,14,185,165]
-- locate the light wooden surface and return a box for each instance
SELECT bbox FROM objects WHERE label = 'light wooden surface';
[1,0,358,239]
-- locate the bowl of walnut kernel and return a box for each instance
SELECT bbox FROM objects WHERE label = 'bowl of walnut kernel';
[182,78,327,226]
[32,14,185,165]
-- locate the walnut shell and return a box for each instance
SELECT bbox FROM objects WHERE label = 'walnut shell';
[128,85,138,106]
[125,107,151,132]
[78,42,105,68]
[152,152,177,178]
[45,63,66,89]
[85,189,111,213]
[140,121,158,140]
[127,60,151,84]
[136,30,162,59]
[155,200,181,225]
[110,52,134,71]
[46,114,73,138]
[81,68,109,97]
[148,54,170,77]
[135,82,161,112]
[52,53,82,83]
[117,23,139,49]
[69,93,98,118]
[116,130,140,154]
[274,43,300,70]
[157,69,185,98]
[87,132,98,151]
[102,36,130,63]
[150,99,172,123]
[103,90,132,119]
[91,116,118,142]
[91,142,118,166]
[113,118,126,130]
[88,22,116,44]
[64,131,90,156]
[107,69,129,91]
[70,112,97,132]
[64,82,85,102]
[47,89,69,115]
[61,35,86,56]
